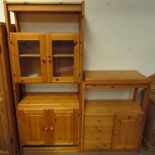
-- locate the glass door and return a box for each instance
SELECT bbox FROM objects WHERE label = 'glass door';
[10,33,46,83]
[46,33,79,82]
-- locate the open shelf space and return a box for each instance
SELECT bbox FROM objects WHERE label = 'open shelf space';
[18,92,79,109]
[85,100,143,115]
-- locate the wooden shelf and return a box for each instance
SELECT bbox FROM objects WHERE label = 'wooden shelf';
[53,54,74,58]
[18,93,79,109]
[19,54,40,57]
[84,70,150,85]
[85,100,143,115]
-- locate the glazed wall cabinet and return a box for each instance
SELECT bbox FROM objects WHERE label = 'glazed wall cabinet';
[10,33,79,83]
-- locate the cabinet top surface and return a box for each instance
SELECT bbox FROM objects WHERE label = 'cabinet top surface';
[5,0,83,5]
[18,92,79,109]
[85,100,144,115]
[84,70,150,85]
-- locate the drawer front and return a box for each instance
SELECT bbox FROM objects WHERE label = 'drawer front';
[84,141,111,150]
[85,115,113,131]
[84,115,114,150]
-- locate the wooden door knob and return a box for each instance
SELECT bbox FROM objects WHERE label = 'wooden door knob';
[49,127,54,131]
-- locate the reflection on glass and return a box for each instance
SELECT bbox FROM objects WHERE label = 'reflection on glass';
[53,57,73,77]
[52,40,74,55]
[19,57,41,77]
[18,40,40,54]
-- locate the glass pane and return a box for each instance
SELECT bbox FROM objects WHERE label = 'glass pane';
[52,40,74,55]
[53,57,73,77]
[19,57,41,77]
[18,40,40,54]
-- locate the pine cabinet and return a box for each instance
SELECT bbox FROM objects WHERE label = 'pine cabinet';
[4,1,84,153]
[83,71,150,151]
[10,33,79,83]
[18,93,80,146]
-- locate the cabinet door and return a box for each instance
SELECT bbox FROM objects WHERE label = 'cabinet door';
[10,33,47,83]
[46,33,79,82]
[112,114,144,149]
[18,109,49,145]
[51,109,79,145]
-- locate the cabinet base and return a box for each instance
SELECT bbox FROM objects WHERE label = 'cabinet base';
[23,146,80,153]
[83,148,139,152]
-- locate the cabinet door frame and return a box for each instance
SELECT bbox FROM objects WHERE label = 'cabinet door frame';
[49,109,79,145]
[18,109,49,145]
[46,33,79,82]
[112,113,144,150]
[10,33,47,83]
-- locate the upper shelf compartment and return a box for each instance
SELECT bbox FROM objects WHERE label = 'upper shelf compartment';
[5,1,84,33]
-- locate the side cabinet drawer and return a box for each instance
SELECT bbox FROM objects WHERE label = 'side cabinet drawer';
[84,115,114,150]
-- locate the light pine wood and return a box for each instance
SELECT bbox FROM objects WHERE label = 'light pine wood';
[112,114,144,149]
[7,4,82,12]
[23,146,79,152]
[18,109,49,145]
[18,93,79,110]
[85,100,143,115]
[84,115,114,150]
[79,1,85,82]
[4,1,84,152]
[18,94,79,146]
[84,70,150,85]
[10,33,47,83]
[53,109,79,145]
[46,33,79,83]
[10,33,80,83]
[83,70,150,151]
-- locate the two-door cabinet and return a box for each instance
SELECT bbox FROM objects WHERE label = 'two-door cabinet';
[18,93,80,147]
[10,33,79,83]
